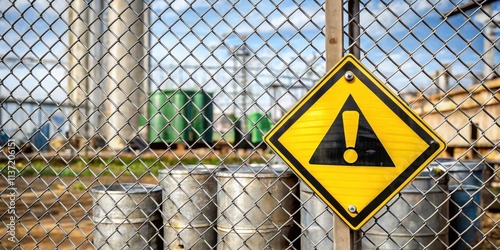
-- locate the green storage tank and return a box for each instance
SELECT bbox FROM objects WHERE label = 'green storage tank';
[148,90,191,143]
[148,91,166,143]
[139,115,147,127]
[189,90,213,144]
[232,114,243,144]
[246,112,273,144]
[220,114,243,144]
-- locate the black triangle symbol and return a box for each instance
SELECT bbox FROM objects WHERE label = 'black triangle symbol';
[309,95,395,167]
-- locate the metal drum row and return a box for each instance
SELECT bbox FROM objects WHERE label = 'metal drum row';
[301,165,451,250]
[364,159,486,250]
[89,160,485,249]
[160,164,301,249]
[90,164,300,250]
[304,160,486,250]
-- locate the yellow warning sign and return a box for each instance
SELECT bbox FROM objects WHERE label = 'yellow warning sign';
[264,54,446,230]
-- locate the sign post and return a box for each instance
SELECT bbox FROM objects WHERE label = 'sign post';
[325,0,351,248]
[264,2,447,248]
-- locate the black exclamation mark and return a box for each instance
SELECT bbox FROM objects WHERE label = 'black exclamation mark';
[343,111,359,164]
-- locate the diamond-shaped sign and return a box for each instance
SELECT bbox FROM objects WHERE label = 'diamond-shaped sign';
[264,54,446,230]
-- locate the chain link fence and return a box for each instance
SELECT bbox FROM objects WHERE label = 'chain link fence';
[0,0,499,249]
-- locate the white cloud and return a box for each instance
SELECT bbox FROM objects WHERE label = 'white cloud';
[171,0,189,11]
[0,0,67,15]
[255,5,324,34]
[359,0,456,38]
[152,0,210,14]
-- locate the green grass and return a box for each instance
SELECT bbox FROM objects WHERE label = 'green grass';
[0,156,266,177]
[72,182,87,191]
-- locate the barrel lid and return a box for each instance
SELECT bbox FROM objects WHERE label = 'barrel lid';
[91,183,161,194]
[158,164,221,175]
[430,158,455,166]
[216,164,294,178]
[449,184,481,192]
[415,166,449,185]
[439,160,485,172]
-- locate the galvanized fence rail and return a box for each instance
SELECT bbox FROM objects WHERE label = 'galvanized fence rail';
[0,0,499,249]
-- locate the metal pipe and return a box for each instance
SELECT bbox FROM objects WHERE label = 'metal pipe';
[140,6,150,140]
[68,0,90,148]
[482,4,495,79]
[87,0,105,148]
[238,45,250,136]
[104,0,147,150]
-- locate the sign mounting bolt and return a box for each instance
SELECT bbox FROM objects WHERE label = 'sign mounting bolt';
[348,205,357,213]
[345,71,354,82]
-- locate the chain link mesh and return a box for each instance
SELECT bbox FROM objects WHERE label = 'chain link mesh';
[0,0,498,249]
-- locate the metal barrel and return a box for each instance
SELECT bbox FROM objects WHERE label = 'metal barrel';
[438,160,484,249]
[91,183,162,250]
[300,181,334,249]
[449,185,482,250]
[300,182,333,249]
[439,160,485,187]
[362,167,449,250]
[216,165,299,249]
[158,164,219,249]
[489,184,500,211]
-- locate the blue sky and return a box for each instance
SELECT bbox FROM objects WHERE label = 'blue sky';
[0,0,498,117]
[359,0,499,95]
